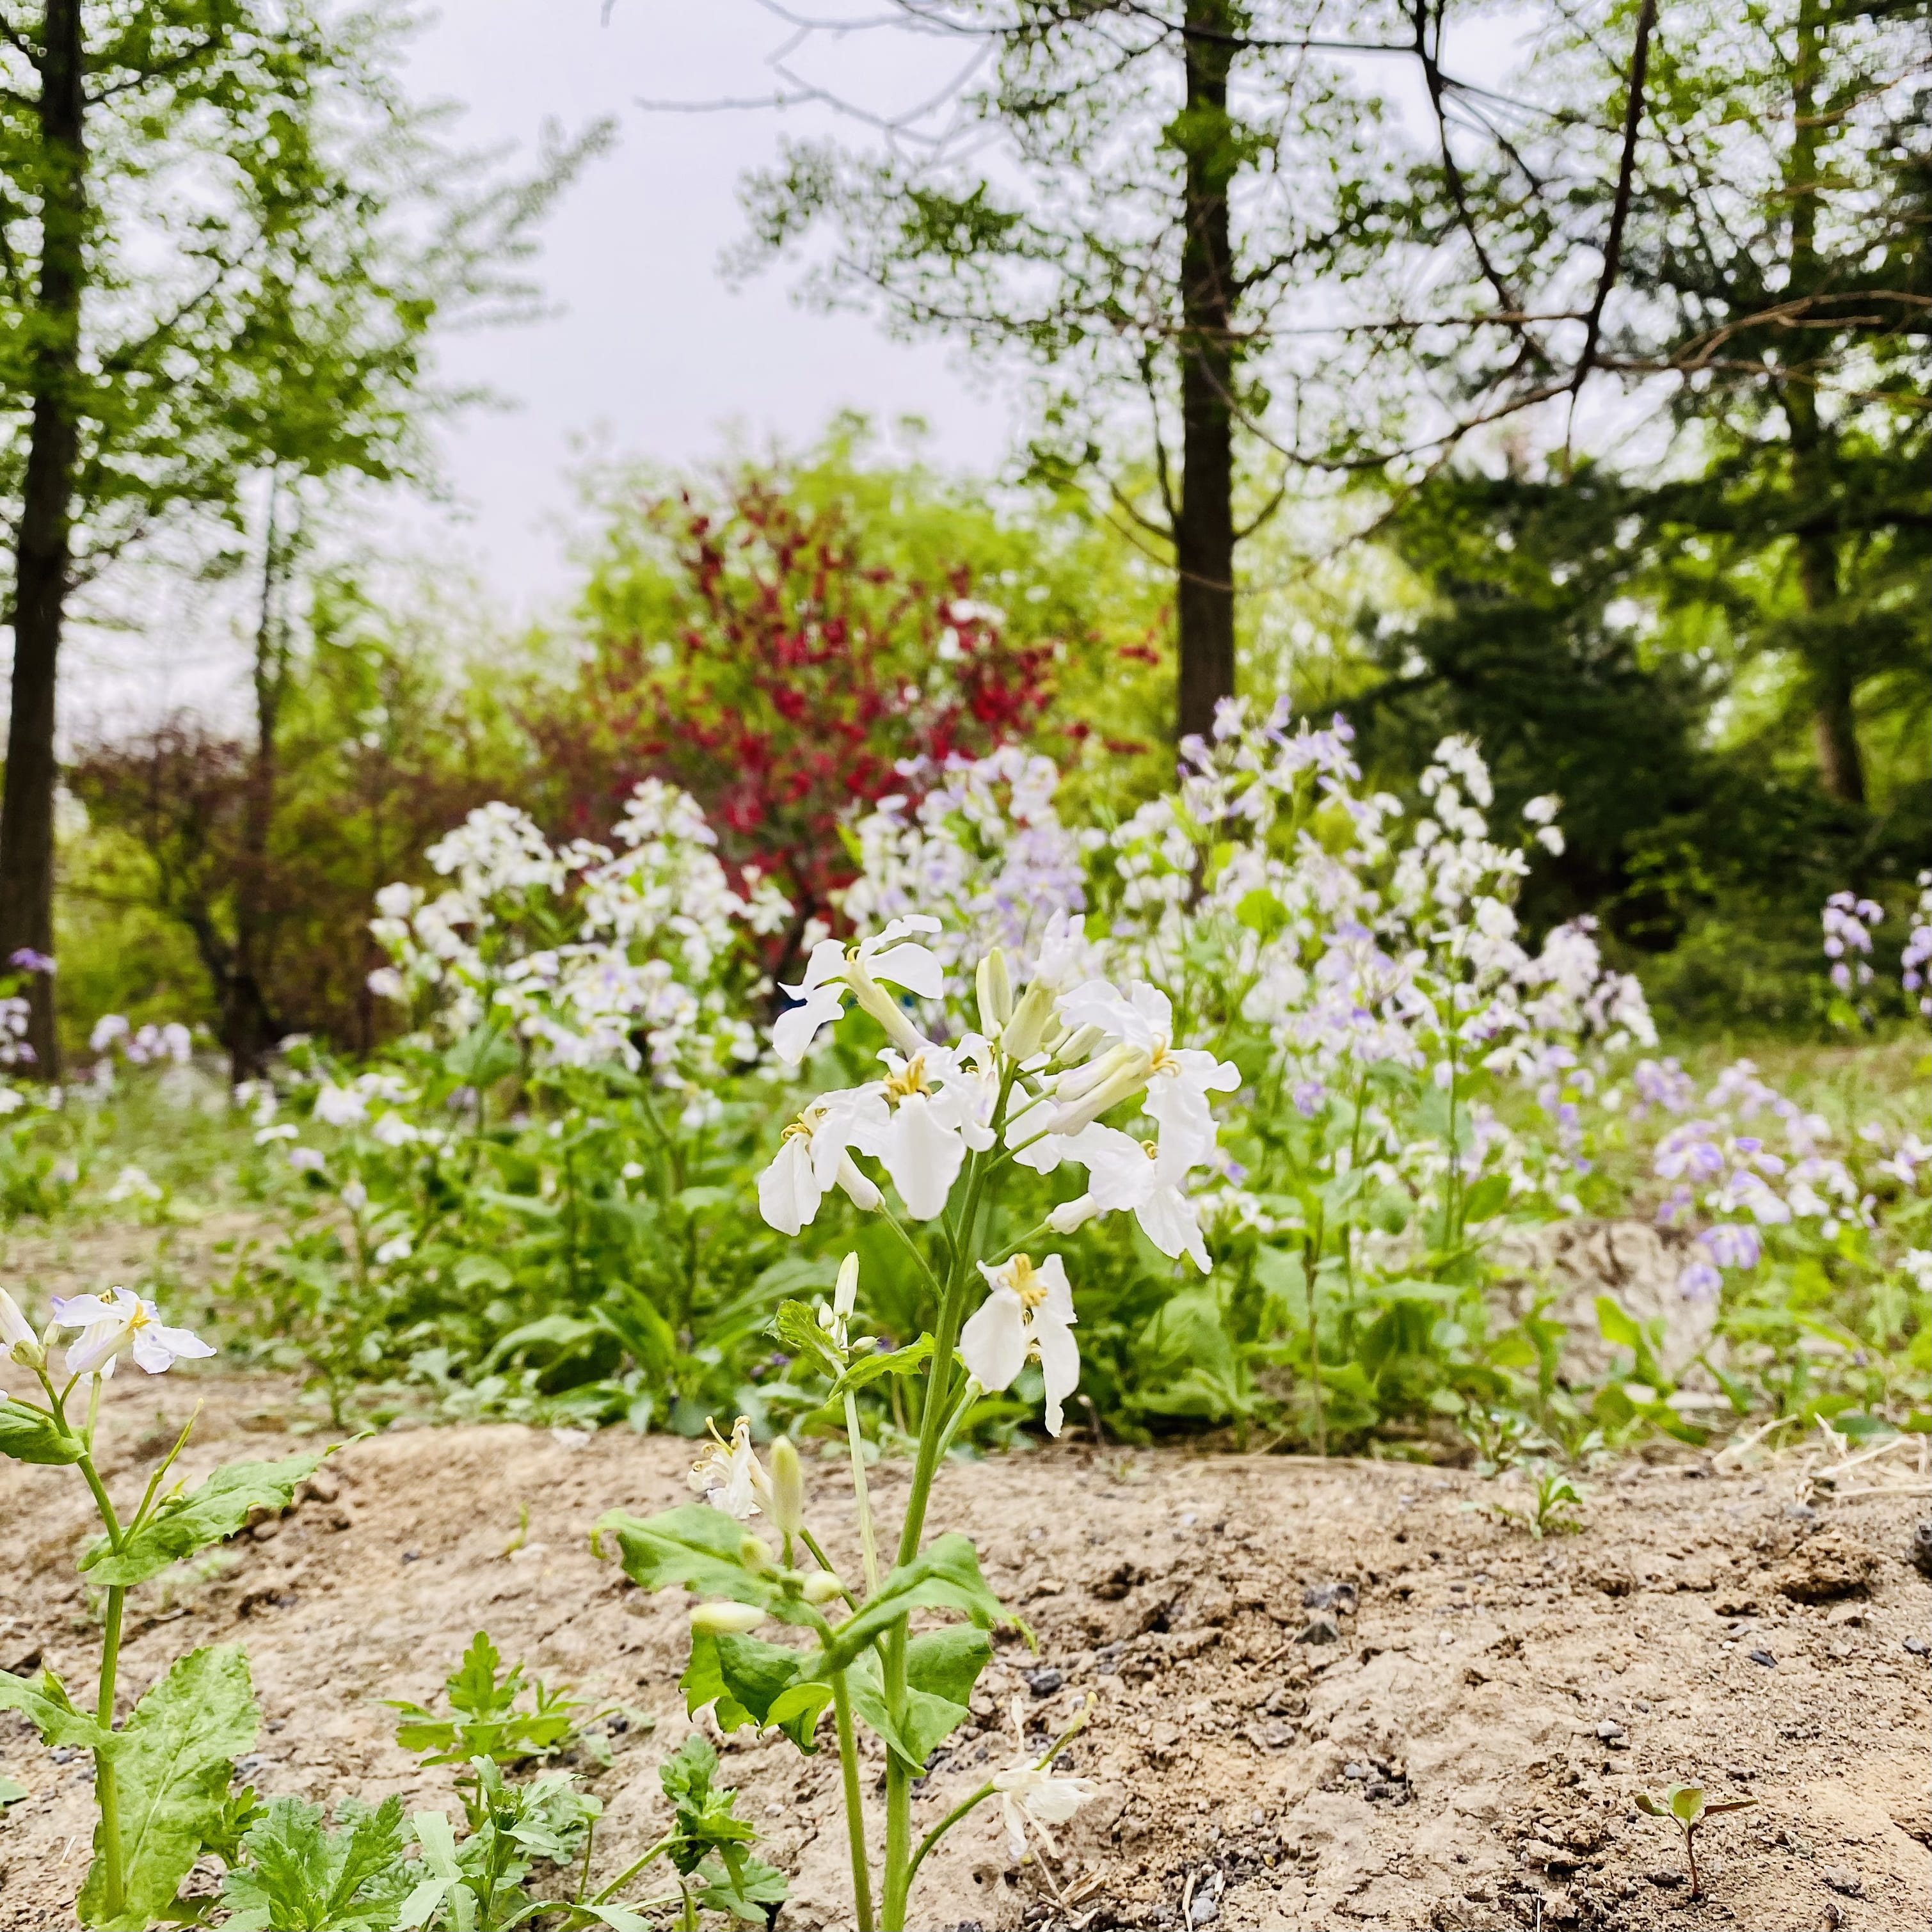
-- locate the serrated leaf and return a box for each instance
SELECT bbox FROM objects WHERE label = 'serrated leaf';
[770,1299,844,1381]
[0,1665,108,1751]
[701,1849,788,1922]
[217,1793,413,1931]
[79,1644,258,1932]
[0,1397,83,1465]
[80,1451,330,1588]
[827,1336,934,1400]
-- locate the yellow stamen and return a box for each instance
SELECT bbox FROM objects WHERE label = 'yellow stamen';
[1008,1255,1048,1311]
[881,1055,932,1105]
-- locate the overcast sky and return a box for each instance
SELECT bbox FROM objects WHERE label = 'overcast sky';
[402,0,1016,611]
[53,0,1542,737]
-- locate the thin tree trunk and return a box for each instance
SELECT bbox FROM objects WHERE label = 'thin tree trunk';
[1174,0,1238,744]
[227,470,291,1080]
[1782,0,1863,806]
[0,0,86,1078]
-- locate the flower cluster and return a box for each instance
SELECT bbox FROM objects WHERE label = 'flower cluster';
[1821,891,1883,993]
[758,913,1239,1433]
[369,781,789,1105]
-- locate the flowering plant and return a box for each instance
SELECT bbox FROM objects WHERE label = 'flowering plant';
[0,1281,326,1931]
[593,914,1238,1926]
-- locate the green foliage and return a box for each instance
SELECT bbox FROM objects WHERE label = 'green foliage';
[77,1645,259,1932]
[218,1794,414,1932]
[655,1734,789,1922]
[1636,1783,1759,1896]
[80,1451,328,1588]
[388,1632,585,1773]
[0,1396,83,1465]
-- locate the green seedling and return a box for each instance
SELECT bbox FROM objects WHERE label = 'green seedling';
[389,1631,593,1787]
[1473,1464,1585,1539]
[218,1793,414,1931]
[1636,1783,1757,1897]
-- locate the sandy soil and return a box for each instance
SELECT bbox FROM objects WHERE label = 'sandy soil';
[0,1369,1926,1932]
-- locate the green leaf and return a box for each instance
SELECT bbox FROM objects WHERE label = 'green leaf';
[1462,1173,1511,1224]
[682,1631,827,1752]
[700,1850,788,1922]
[0,1396,83,1465]
[389,1631,582,1767]
[593,1505,774,1611]
[442,1023,520,1090]
[770,1299,845,1382]
[0,1775,28,1805]
[1594,1296,1644,1351]
[821,1534,1016,1672]
[80,1451,329,1588]
[0,1665,109,1751]
[78,1644,259,1932]
[1668,1784,1706,1826]
[827,1336,934,1400]
[844,1626,991,1770]
[217,1794,413,1932]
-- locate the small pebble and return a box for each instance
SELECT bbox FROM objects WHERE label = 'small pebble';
[1025,1666,1064,1698]
[1748,1648,1776,1668]
[1904,1636,1929,1657]
[1343,1761,1368,1780]
[1295,1613,1341,1646]
[1647,1869,1684,1888]
[1823,1867,1865,1898]
[1783,1503,1817,1522]
[402,1550,420,1563]
[1595,1721,1627,1741]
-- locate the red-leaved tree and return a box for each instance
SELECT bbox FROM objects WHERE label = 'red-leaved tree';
[533,474,1058,943]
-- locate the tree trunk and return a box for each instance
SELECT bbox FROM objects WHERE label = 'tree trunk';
[227,471,291,1081]
[1174,0,1238,744]
[0,0,87,1078]
[1782,0,1863,807]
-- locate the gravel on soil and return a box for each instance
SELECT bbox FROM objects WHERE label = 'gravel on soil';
[1,1370,1927,1932]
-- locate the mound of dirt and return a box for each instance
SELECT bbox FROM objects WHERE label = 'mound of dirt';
[1,1371,1927,1932]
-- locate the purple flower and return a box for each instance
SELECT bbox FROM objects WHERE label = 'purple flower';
[1675,1259,1723,1302]
[1700,1223,1762,1271]
[1291,1080,1327,1119]
[7,949,54,975]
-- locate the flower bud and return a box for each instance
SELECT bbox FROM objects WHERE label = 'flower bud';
[740,1533,776,1572]
[1000,978,1058,1061]
[767,1437,806,1538]
[802,1570,845,1604]
[690,1601,767,1636]
[976,950,1014,1034]
[1052,1021,1106,1067]
[0,1288,35,1355]
[1047,1194,1098,1234]
[834,1252,859,1322]
[834,1154,881,1213]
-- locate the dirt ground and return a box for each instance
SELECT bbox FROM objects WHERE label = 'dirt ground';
[1,1368,1926,1932]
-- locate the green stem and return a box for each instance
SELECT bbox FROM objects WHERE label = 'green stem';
[880,1070,1016,1928]
[1304,1211,1326,1460]
[680,1878,699,1930]
[77,1446,128,1921]
[831,1672,875,1932]
[590,1832,674,1906]
[843,1393,882,1596]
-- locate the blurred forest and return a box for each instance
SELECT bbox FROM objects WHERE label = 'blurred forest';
[2,0,1926,1067]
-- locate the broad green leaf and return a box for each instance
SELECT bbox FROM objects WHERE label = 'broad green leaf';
[0,1665,109,1751]
[820,1534,1016,1672]
[1669,1785,1705,1824]
[0,1775,28,1805]
[843,1626,991,1770]
[583,1909,655,1932]
[0,1397,82,1465]
[594,1504,773,1611]
[78,1644,259,1932]
[827,1336,934,1400]
[1594,1295,1644,1352]
[81,1451,330,1588]
[682,1631,826,1751]
[1461,1173,1511,1224]
[442,1023,519,1090]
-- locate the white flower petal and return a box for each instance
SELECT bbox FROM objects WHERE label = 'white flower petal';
[959,1288,1027,1393]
